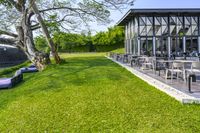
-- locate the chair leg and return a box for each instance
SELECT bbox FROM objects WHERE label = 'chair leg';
[171,71,173,83]
[177,72,179,81]
[183,71,186,83]
[165,69,168,80]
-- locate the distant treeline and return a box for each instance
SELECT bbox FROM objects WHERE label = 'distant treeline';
[35,26,124,53]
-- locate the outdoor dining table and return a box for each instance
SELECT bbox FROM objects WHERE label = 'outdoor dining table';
[174,60,198,63]
[156,60,174,63]
[156,60,174,67]
[135,56,149,66]
[137,56,148,59]
[157,59,198,66]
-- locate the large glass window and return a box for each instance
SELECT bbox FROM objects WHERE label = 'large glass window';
[170,17,176,36]
[185,17,192,36]
[177,37,183,53]
[177,17,184,37]
[161,17,168,35]
[155,17,162,36]
[156,37,168,57]
[192,37,198,53]
[140,37,146,55]
[192,17,198,36]
[140,37,153,56]
[147,38,153,55]
[171,37,176,53]
[135,37,138,55]
[128,22,131,39]
[135,17,138,35]
[139,17,146,36]
[131,39,135,55]
[125,24,128,40]
[186,37,198,54]
[131,18,135,38]
[147,17,153,36]
[171,37,183,56]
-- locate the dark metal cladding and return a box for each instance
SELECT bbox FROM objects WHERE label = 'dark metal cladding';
[117,8,200,26]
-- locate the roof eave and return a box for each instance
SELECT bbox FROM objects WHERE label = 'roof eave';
[117,8,200,26]
[117,9,133,26]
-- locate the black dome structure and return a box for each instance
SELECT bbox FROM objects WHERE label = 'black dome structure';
[0,45,27,68]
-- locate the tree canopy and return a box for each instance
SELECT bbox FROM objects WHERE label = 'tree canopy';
[35,26,124,52]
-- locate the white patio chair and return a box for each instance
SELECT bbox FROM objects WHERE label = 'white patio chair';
[185,62,200,78]
[165,62,185,83]
[141,57,155,72]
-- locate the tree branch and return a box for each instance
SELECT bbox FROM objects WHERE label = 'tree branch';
[0,37,16,45]
[7,0,23,12]
[0,30,18,38]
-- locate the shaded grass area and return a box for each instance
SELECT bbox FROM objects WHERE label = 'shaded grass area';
[0,61,30,77]
[0,53,200,132]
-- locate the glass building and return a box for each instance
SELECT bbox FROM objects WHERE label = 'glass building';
[117,9,200,57]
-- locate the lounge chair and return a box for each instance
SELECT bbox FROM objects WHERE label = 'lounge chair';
[0,70,23,89]
[20,65,38,73]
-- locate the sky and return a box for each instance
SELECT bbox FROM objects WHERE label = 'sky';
[92,0,200,34]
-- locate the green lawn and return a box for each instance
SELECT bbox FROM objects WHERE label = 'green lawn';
[111,48,125,53]
[0,53,200,132]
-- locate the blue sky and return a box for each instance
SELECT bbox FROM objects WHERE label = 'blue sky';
[92,0,200,34]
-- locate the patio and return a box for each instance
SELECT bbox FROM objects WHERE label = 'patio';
[108,53,200,104]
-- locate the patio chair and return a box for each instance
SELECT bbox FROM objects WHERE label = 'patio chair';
[115,54,121,61]
[165,62,185,83]
[122,54,129,63]
[185,62,200,79]
[154,59,166,76]
[141,57,155,72]
[0,70,23,89]
[130,56,139,67]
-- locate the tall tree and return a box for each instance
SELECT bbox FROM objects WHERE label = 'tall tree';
[0,0,133,70]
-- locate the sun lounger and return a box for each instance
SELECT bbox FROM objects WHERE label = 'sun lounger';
[20,65,38,73]
[0,70,23,89]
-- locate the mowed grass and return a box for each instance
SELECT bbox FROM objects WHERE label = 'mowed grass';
[0,53,200,132]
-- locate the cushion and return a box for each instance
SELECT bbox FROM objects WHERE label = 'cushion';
[15,70,22,76]
[0,78,12,88]
[20,67,38,73]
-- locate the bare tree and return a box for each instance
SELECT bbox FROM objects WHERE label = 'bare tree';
[0,0,134,70]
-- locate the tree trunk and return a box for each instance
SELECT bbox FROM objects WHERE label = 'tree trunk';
[31,2,61,64]
[15,9,51,71]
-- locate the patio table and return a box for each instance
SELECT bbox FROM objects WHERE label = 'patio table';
[174,60,199,70]
[174,60,198,63]
[156,60,174,67]
[156,60,174,63]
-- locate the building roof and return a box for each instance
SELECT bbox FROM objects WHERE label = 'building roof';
[117,8,200,26]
